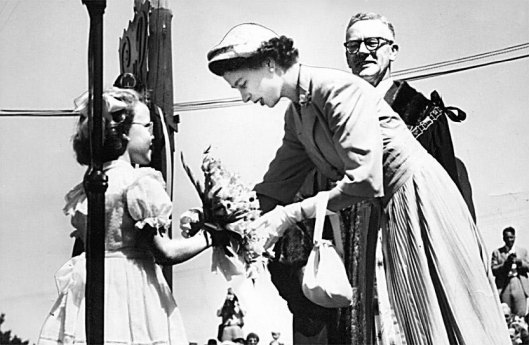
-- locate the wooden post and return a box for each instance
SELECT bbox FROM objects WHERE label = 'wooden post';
[147,0,175,287]
[119,0,175,288]
[82,0,107,344]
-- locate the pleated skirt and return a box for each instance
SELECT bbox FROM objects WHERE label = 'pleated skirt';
[38,250,188,345]
[381,153,510,345]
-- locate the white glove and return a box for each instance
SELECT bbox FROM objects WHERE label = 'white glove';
[249,192,322,250]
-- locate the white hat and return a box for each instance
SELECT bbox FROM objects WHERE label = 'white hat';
[207,23,278,74]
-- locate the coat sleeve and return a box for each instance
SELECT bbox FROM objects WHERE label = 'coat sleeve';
[318,79,384,199]
[254,106,315,205]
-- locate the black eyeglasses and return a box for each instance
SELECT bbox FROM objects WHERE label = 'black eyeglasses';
[343,37,393,54]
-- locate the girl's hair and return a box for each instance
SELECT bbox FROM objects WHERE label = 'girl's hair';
[210,35,299,76]
[73,88,140,165]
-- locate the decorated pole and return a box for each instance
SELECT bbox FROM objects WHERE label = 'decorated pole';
[147,0,176,286]
[82,0,107,344]
[119,0,176,287]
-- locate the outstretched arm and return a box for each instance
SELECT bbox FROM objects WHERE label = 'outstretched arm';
[143,227,212,265]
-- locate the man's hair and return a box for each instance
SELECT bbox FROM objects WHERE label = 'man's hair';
[246,333,259,342]
[346,12,396,39]
[503,226,516,236]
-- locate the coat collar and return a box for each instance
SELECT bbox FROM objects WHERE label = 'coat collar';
[296,64,313,107]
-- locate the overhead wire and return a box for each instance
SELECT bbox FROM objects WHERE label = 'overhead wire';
[392,42,529,77]
[1,42,529,117]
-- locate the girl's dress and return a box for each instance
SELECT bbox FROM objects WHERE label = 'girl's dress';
[255,65,510,344]
[38,160,188,345]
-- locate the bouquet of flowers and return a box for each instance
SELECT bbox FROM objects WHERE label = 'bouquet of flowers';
[180,147,271,280]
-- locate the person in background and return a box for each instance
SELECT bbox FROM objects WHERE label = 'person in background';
[269,331,284,345]
[217,288,246,342]
[206,22,510,345]
[246,332,260,345]
[38,88,223,345]
[492,227,529,317]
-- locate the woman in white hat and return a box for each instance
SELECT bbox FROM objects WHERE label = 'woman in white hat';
[207,23,510,345]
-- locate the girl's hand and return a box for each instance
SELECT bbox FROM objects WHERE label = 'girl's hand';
[179,208,204,238]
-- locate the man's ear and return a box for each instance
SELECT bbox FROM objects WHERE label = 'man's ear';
[389,43,399,62]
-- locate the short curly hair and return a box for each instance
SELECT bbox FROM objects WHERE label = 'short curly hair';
[209,35,299,76]
[72,88,140,165]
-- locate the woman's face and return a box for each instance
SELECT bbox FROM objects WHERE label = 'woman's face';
[127,102,153,165]
[223,64,282,108]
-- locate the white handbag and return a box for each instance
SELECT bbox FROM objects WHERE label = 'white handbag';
[301,192,354,308]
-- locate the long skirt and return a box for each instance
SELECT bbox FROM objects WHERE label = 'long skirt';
[381,155,509,344]
[340,154,510,345]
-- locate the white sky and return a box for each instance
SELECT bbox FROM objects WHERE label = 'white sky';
[1,1,528,344]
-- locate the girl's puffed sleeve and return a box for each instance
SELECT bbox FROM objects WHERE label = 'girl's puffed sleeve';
[126,168,172,232]
[63,182,87,241]
[321,79,384,199]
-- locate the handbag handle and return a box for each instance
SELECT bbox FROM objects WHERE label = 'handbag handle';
[313,191,329,244]
[312,192,344,256]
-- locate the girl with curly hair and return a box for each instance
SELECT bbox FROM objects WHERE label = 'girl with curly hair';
[38,88,221,345]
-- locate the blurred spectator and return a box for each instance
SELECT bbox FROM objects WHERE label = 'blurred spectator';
[217,288,245,342]
[508,315,529,344]
[269,331,284,345]
[246,332,259,345]
[234,337,247,345]
[492,227,529,317]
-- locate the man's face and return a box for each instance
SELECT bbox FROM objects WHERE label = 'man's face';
[504,231,516,248]
[345,19,398,86]
[247,337,258,345]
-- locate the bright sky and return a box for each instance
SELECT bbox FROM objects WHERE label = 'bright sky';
[1,1,528,344]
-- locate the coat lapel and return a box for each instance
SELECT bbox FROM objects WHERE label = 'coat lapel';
[296,66,319,159]
[294,66,342,180]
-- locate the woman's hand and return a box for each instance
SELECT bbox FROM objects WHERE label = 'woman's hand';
[249,195,319,243]
[250,206,294,237]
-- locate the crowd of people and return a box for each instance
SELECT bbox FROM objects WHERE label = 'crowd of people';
[35,9,523,345]
[203,330,284,345]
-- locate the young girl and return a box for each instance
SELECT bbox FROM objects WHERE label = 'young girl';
[206,23,510,345]
[38,88,216,345]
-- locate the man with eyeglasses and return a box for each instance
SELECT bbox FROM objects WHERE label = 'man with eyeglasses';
[344,12,474,215]
[344,12,477,345]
